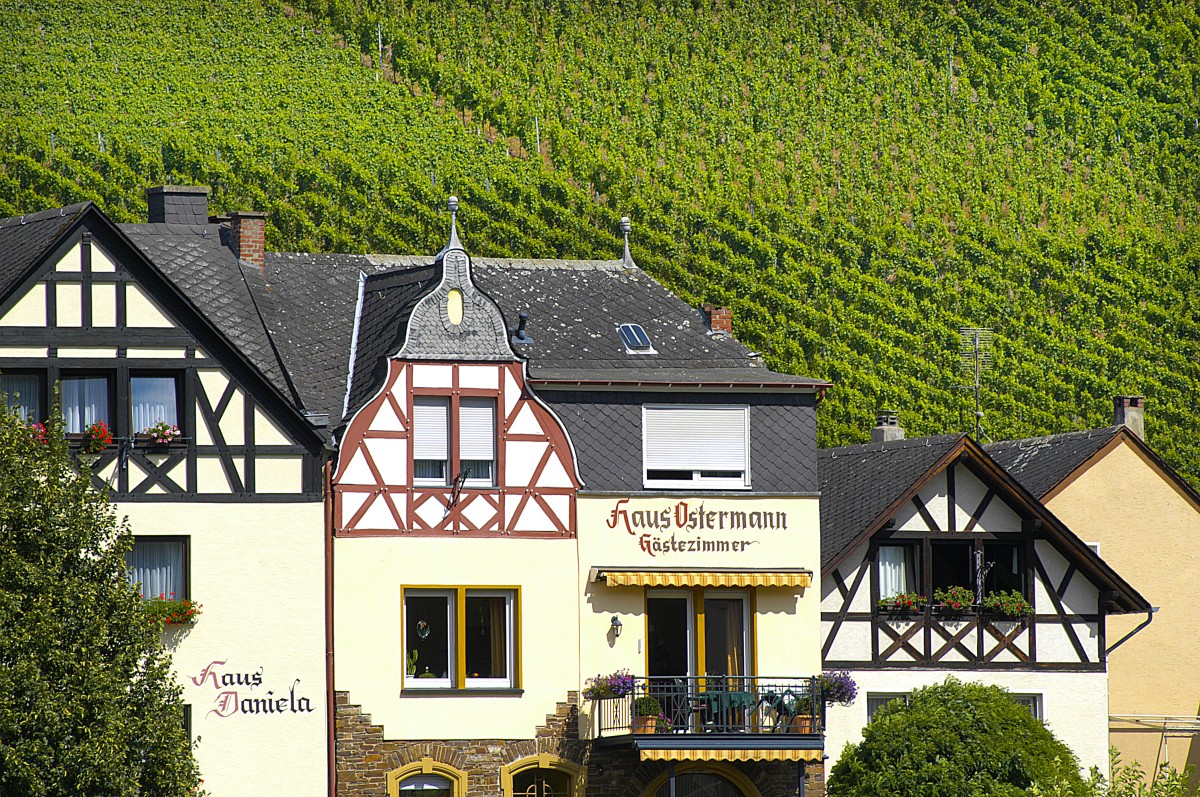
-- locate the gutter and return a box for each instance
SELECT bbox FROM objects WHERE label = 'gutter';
[1105,606,1157,656]
[324,460,337,797]
[529,379,830,393]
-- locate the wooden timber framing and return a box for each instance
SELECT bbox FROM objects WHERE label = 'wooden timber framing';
[0,209,325,501]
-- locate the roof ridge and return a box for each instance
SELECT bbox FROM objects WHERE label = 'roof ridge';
[820,433,966,457]
[985,426,1122,449]
[0,201,91,229]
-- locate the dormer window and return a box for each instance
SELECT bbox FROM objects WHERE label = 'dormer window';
[412,396,497,487]
[618,323,656,355]
[643,405,750,489]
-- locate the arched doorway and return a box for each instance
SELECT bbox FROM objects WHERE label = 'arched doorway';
[642,763,762,797]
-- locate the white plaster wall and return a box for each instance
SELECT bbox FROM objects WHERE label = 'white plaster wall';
[824,669,1110,777]
[334,536,580,740]
[119,502,327,797]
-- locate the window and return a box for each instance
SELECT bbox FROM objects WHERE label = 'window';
[983,542,1025,594]
[413,397,450,483]
[61,374,110,433]
[642,405,750,489]
[403,587,516,689]
[398,776,454,797]
[182,704,192,742]
[618,323,656,354]
[930,542,973,594]
[878,544,916,599]
[1010,693,1043,720]
[126,536,189,600]
[0,372,42,421]
[866,692,911,720]
[412,396,496,487]
[131,374,179,431]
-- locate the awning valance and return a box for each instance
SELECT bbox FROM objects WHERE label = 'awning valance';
[639,749,823,763]
[589,567,812,589]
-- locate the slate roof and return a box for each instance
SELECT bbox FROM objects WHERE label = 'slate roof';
[985,427,1122,499]
[0,202,90,298]
[817,434,965,571]
[119,223,297,409]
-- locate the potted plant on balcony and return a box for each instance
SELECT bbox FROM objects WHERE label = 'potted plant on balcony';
[877,591,925,615]
[582,670,635,701]
[981,589,1034,617]
[789,671,858,732]
[632,695,662,734]
[933,585,975,617]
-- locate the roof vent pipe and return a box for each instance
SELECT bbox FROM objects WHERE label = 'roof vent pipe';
[872,409,905,443]
[1113,395,1145,440]
[621,216,633,267]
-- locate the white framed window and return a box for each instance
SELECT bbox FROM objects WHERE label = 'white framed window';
[1010,693,1043,720]
[412,396,497,487]
[642,405,750,489]
[459,398,496,487]
[413,397,450,484]
[403,587,516,690]
[866,692,911,720]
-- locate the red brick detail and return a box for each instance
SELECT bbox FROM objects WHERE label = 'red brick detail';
[702,304,733,335]
[230,211,266,272]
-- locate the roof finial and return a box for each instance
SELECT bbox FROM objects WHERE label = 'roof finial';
[620,215,632,267]
[447,195,462,251]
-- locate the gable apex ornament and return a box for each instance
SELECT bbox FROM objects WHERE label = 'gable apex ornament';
[396,196,517,362]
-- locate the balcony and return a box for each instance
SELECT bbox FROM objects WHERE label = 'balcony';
[593,676,824,762]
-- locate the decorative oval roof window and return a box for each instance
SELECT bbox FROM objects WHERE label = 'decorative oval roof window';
[618,323,656,354]
[447,288,464,325]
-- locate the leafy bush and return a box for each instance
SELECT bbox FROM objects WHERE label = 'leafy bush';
[827,678,1084,797]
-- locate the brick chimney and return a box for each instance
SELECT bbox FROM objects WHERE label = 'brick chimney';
[872,409,905,444]
[146,186,209,225]
[702,304,732,336]
[230,211,266,272]
[1113,395,1145,440]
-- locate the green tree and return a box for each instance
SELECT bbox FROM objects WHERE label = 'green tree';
[0,408,200,796]
[827,677,1086,797]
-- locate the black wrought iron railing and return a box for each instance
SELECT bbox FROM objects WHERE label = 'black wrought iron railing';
[595,676,823,737]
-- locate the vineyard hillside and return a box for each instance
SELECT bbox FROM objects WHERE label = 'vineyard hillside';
[1,0,1198,482]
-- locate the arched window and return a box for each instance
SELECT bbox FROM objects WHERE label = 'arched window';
[501,754,582,797]
[641,763,762,797]
[387,758,467,797]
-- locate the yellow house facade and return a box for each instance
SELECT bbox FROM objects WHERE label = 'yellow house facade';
[989,399,1200,781]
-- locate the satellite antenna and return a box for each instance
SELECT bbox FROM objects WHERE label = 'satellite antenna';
[958,327,993,440]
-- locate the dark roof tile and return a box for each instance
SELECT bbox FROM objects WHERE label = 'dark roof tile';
[985,427,1121,498]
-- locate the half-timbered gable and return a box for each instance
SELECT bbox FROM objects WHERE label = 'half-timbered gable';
[332,206,580,536]
[818,428,1149,773]
[0,203,326,500]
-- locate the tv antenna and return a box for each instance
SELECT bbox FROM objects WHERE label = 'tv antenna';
[957,327,993,440]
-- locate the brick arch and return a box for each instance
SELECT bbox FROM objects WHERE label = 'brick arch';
[639,762,766,797]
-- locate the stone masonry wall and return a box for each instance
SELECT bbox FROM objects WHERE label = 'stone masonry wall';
[336,690,825,797]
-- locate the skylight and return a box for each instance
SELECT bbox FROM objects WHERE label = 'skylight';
[618,323,656,354]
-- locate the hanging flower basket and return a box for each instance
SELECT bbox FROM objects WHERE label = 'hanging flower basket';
[142,592,203,626]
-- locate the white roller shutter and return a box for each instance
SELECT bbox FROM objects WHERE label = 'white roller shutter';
[412,397,449,460]
[459,398,496,461]
[643,406,748,471]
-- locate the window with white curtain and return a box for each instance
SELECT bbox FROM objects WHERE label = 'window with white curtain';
[642,405,750,489]
[0,373,41,421]
[126,537,188,600]
[61,375,110,433]
[413,397,450,483]
[131,375,179,431]
[459,398,495,486]
[878,544,916,600]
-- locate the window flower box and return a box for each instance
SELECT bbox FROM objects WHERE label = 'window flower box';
[142,593,202,626]
[981,589,1034,617]
[933,585,975,616]
[877,592,926,615]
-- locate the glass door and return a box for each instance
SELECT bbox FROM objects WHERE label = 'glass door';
[703,596,748,677]
[647,593,694,677]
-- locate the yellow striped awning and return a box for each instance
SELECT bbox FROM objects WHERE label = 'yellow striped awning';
[639,749,823,763]
[591,568,811,589]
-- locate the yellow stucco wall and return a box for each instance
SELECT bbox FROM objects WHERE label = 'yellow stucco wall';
[334,536,581,739]
[1045,439,1200,776]
[120,502,328,797]
[575,494,822,737]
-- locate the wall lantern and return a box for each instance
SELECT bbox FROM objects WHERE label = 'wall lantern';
[610,616,623,638]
